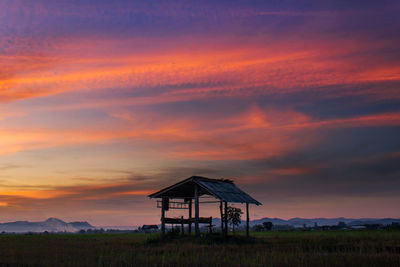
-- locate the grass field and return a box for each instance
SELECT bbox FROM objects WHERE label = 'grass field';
[0,230,400,266]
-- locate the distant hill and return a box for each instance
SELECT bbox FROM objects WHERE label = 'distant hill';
[2,217,399,233]
[275,217,400,227]
[98,225,138,231]
[212,217,400,228]
[0,218,94,233]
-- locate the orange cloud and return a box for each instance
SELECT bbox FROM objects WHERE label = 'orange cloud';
[1,103,399,161]
[0,111,25,120]
[0,190,67,199]
[269,167,316,176]
[0,128,124,155]
[2,36,400,106]
[0,182,154,201]
[290,111,400,130]
[114,190,154,196]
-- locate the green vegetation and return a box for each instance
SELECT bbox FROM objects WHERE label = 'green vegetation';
[0,230,399,266]
[223,206,243,232]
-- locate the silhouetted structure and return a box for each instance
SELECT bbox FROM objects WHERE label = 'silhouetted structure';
[141,225,158,231]
[148,176,261,237]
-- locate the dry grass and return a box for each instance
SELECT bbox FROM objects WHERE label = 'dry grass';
[0,230,399,266]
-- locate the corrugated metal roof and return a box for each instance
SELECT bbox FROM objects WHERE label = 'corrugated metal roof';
[149,176,261,205]
[197,179,261,205]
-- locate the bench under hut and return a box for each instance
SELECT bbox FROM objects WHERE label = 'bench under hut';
[148,176,261,237]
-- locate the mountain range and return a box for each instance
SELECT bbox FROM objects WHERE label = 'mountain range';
[0,218,94,233]
[211,217,400,228]
[2,217,400,233]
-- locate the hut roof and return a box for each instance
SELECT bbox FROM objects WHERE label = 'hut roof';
[148,176,261,205]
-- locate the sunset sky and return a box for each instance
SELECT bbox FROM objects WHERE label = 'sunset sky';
[1,0,400,226]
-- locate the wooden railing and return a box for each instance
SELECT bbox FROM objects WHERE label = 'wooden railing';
[157,200,189,209]
[164,217,212,224]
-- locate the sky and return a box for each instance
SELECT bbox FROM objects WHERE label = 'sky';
[1,0,400,226]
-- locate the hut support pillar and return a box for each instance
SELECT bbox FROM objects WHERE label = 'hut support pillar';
[181,216,184,235]
[188,199,192,234]
[195,184,200,236]
[219,201,224,233]
[224,201,228,237]
[246,202,249,238]
[161,197,165,237]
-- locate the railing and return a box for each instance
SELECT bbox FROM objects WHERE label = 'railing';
[157,200,189,209]
[164,217,212,224]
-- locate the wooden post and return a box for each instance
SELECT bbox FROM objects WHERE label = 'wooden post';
[209,216,212,233]
[195,184,200,236]
[219,201,224,233]
[161,197,166,237]
[246,202,249,238]
[224,201,228,237]
[188,199,192,234]
[181,216,184,235]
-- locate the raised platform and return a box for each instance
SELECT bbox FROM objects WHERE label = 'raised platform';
[164,217,212,224]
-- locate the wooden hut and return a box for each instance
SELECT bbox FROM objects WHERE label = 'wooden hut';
[148,176,261,237]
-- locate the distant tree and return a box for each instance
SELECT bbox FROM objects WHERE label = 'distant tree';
[263,221,273,231]
[337,221,347,229]
[224,206,243,232]
[391,222,400,230]
[364,224,381,230]
[253,224,264,232]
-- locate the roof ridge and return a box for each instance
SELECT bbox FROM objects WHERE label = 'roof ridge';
[191,176,234,184]
[149,176,261,205]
